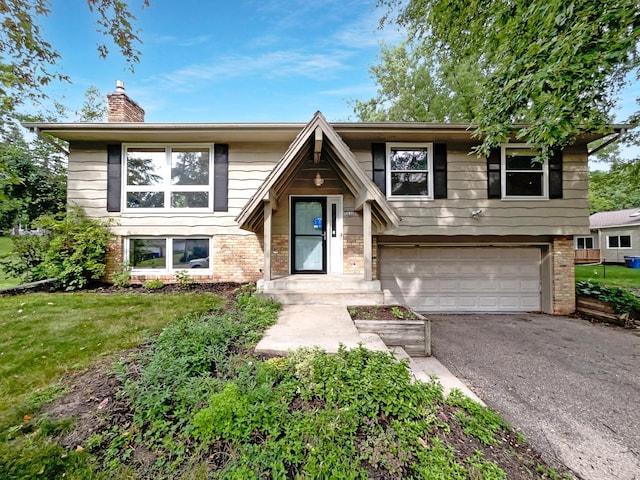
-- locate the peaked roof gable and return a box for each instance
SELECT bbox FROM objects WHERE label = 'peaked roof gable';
[236,111,400,232]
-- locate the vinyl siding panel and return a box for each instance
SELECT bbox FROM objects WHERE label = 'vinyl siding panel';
[351,144,590,236]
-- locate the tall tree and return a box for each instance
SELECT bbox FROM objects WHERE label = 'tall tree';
[352,41,482,122]
[0,0,147,120]
[377,0,640,156]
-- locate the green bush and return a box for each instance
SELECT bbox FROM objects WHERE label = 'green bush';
[0,209,112,290]
[142,278,164,290]
[0,234,49,282]
[576,281,640,316]
[110,263,131,288]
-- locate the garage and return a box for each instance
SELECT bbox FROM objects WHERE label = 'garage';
[379,246,541,312]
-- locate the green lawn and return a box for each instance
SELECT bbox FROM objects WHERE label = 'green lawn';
[0,291,225,428]
[575,264,640,289]
[0,237,20,289]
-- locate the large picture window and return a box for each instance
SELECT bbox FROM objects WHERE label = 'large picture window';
[502,145,548,198]
[128,237,211,272]
[124,145,212,211]
[607,235,631,249]
[386,143,433,199]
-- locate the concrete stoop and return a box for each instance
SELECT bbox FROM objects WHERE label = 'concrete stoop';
[258,274,384,305]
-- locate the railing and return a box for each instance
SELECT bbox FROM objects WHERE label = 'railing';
[574,249,601,264]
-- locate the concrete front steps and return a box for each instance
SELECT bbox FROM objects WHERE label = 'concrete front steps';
[258,274,383,305]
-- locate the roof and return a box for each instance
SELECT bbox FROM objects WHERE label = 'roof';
[590,208,640,229]
[22,121,630,145]
[235,111,400,233]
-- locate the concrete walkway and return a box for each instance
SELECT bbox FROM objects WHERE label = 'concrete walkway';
[256,304,484,405]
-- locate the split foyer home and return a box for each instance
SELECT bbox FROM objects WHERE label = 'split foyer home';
[25,82,626,315]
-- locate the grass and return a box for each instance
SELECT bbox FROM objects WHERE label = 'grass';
[575,264,640,289]
[0,288,571,479]
[0,237,20,289]
[0,291,225,428]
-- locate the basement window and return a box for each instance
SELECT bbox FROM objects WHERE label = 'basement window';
[127,237,211,272]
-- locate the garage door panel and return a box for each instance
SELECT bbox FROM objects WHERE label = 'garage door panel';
[380,247,541,312]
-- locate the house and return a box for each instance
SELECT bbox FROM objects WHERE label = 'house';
[24,82,626,314]
[575,208,640,264]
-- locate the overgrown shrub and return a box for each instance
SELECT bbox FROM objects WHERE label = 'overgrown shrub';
[576,281,640,316]
[35,209,113,291]
[0,208,112,290]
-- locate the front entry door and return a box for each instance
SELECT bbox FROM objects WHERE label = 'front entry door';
[292,197,326,273]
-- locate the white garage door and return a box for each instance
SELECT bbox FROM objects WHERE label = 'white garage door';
[379,247,541,312]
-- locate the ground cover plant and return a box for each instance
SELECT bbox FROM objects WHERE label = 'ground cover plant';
[0,285,573,479]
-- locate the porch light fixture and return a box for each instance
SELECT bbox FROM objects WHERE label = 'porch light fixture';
[314,172,325,187]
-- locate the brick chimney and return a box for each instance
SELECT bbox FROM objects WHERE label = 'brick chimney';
[107,80,145,122]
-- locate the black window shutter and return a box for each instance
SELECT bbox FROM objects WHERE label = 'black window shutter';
[433,143,447,199]
[487,148,501,199]
[214,144,229,212]
[548,150,563,199]
[107,144,122,212]
[371,143,386,194]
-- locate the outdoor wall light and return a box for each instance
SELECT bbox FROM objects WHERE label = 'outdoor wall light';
[314,172,325,187]
[471,209,483,219]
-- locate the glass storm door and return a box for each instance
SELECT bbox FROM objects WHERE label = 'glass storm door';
[292,198,326,273]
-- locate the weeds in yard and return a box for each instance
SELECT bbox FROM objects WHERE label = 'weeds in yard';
[142,278,164,290]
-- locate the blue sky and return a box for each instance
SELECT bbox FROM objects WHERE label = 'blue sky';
[38,0,638,161]
[42,0,401,123]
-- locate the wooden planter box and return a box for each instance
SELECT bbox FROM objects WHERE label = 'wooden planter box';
[354,312,431,357]
[576,296,630,327]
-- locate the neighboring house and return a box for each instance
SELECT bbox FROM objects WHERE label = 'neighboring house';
[24,82,626,314]
[576,208,640,264]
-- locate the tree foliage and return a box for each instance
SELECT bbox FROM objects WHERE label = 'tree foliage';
[377,0,640,155]
[589,161,640,213]
[351,41,482,122]
[0,0,146,119]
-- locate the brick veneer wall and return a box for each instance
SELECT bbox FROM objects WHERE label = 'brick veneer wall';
[552,235,575,315]
[105,234,264,284]
[272,234,289,276]
[343,234,364,275]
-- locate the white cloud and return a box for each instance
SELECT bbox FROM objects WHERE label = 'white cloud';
[155,49,355,92]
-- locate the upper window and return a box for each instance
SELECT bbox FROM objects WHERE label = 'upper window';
[386,143,433,199]
[124,145,212,211]
[501,145,548,199]
[607,235,631,249]
[576,236,594,250]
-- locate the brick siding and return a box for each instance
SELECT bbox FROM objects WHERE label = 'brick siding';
[107,93,145,122]
[552,235,576,315]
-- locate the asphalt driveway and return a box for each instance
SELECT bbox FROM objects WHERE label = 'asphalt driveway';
[428,313,640,480]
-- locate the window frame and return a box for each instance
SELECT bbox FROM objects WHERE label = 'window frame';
[122,143,214,212]
[606,235,632,249]
[575,236,594,250]
[501,144,549,200]
[126,237,212,274]
[386,142,434,200]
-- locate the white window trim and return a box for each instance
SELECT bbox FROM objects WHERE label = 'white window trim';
[122,143,214,213]
[501,144,548,200]
[606,235,632,249]
[126,237,212,274]
[575,236,594,250]
[386,142,434,200]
